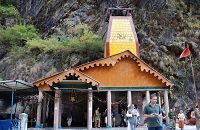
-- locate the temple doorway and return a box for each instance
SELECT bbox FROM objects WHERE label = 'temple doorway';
[61,91,107,127]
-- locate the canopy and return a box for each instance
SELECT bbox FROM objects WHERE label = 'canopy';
[0,80,36,98]
[0,80,36,120]
[0,80,34,91]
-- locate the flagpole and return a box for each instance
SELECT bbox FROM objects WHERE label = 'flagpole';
[189,52,198,106]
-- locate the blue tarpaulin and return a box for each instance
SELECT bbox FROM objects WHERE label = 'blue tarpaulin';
[0,119,11,130]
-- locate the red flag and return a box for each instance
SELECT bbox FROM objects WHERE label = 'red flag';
[178,46,190,61]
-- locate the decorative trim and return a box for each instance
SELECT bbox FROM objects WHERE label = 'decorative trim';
[99,87,169,90]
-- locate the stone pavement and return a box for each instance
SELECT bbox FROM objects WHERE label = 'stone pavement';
[174,123,196,130]
[28,125,171,130]
[28,122,198,130]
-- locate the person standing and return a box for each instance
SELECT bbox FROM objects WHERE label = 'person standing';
[143,94,163,130]
[168,108,176,129]
[185,107,190,124]
[66,106,73,128]
[127,104,138,130]
[126,104,131,130]
[111,106,116,127]
[119,108,126,127]
[178,110,185,130]
[94,107,101,128]
[134,105,140,127]
[104,108,107,127]
[195,105,200,130]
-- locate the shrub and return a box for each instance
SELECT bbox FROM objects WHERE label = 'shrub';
[9,45,31,63]
[68,29,105,62]
[0,24,39,46]
[0,5,20,19]
[26,36,66,53]
[27,25,105,63]
[0,0,15,6]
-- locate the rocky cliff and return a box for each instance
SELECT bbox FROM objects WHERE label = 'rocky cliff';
[0,0,200,111]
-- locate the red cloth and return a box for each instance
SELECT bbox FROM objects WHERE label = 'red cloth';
[188,113,191,119]
[178,46,190,61]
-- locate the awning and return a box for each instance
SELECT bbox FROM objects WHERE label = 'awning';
[0,80,36,98]
[0,80,34,91]
[0,80,36,120]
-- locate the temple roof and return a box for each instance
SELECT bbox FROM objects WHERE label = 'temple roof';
[32,50,173,90]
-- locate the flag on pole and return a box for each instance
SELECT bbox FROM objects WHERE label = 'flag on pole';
[178,46,190,61]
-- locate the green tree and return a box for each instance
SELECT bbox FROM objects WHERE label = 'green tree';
[0,24,39,46]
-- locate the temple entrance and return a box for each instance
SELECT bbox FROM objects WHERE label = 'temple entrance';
[61,91,88,127]
[61,91,108,127]
[92,92,107,127]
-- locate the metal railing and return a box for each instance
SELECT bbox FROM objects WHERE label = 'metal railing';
[9,119,21,130]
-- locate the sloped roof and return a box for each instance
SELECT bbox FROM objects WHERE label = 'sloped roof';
[75,50,173,87]
[33,68,100,91]
[32,50,173,90]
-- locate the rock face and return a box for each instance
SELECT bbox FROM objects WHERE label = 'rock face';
[0,0,200,109]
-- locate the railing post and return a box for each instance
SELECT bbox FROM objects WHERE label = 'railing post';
[11,91,14,120]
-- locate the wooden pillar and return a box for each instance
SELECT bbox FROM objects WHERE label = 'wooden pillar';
[58,91,62,128]
[107,91,112,128]
[146,90,150,105]
[127,91,132,105]
[157,92,162,123]
[158,92,161,106]
[42,94,47,123]
[36,91,43,128]
[87,88,93,130]
[54,89,61,130]
[164,90,169,124]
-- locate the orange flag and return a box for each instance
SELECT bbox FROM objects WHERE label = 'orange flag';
[178,46,190,61]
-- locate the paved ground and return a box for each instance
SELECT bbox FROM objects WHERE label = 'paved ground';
[28,123,197,130]
[173,123,196,130]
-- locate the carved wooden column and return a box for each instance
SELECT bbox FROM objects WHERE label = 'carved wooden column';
[164,90,169,124]
[146,90,150,105]
[158,92,161,106]
[54,89,61,130]
[87,88,93,130]
[42,94,47,123]
[127,91,132,105]
[36,91,43,128]
[107,91,112,128]
[58,91,62,128]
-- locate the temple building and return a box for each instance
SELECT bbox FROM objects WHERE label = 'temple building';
[32,8,173,130]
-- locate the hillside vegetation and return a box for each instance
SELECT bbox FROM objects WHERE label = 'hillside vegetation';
[0,0,200,109]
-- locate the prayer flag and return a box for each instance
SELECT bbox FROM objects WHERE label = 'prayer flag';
[178,46,190,61]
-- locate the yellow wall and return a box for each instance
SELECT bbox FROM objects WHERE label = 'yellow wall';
[110,19,136,56]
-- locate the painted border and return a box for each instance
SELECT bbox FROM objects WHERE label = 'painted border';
[99,87,169,90]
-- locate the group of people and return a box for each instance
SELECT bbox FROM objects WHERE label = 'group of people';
[93,94,163,130]
[93,105,140,129]
[168,108,185,130]
[66,94,200,130]
[168,105,200,130]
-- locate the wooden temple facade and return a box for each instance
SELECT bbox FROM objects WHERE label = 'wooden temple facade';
[33,50,173,130]
[33,8,173,130]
